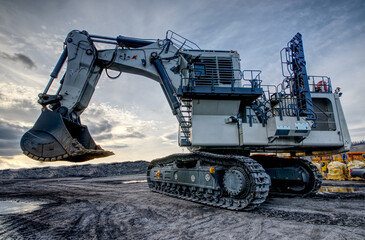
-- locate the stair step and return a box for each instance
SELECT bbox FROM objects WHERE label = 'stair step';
[181,130,191,133]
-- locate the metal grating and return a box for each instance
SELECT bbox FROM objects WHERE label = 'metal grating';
[194,57,234,86]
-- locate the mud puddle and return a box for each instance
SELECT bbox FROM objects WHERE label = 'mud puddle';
[319,186,360,193]
[122,180,147,184]
[0,200,45,214]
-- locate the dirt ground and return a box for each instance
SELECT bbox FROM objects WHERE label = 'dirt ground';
[0,174,365,240]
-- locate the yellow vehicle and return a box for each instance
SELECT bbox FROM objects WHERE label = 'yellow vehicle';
[347,152,365,163]
[312,156,331,177]
[331,154,345,162]
[327,161,348,181]
[312,152,365,181]
[347,160,365,180]
[319,160,331,175]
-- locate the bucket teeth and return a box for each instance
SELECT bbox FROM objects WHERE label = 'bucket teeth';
[20,108,114,162]
[23,147,114,162]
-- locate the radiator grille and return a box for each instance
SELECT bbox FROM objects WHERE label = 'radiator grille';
[194,57,234,85]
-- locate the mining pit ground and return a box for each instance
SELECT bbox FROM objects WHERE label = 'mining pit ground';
[0,174,365,240]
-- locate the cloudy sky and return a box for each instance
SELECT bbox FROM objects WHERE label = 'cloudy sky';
[0,0,364,170]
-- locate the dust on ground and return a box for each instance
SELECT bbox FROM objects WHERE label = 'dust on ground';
[0,175,364,240]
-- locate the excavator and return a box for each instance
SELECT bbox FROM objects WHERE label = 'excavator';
[20,30,351,210]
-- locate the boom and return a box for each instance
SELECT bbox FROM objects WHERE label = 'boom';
[21,30,186,161]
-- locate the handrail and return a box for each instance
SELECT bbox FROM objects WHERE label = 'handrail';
[308,76,332,93]
[166,30,201,50]
[180,67,245,88]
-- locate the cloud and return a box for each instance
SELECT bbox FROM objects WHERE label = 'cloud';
[117,127,146,139]
[349,127,365,132]
[0,140,19,148]
[103,144,129,149]
[93,133,113,141]
[0,145,22,157]
[0,81,39,109]
[159,132,178,146]
[92,128,147,141]
[89,120,113,135]
[0,119,28,157]
[0,155,61,170]
[0,52,36,69]
[349,126,365,140]
[0,119,28,141]
[164,132,177,141]
[82,103,156,148]
[117,132,146,139]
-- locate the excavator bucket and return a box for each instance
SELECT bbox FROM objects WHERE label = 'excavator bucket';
[20,108,114,162]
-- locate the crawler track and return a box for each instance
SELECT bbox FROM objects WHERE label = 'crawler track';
[252,155,323,197]
[147,152,271,211]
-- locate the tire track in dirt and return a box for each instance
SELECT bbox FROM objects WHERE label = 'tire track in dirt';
[255,207,365,227]
[0,176,364,239]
